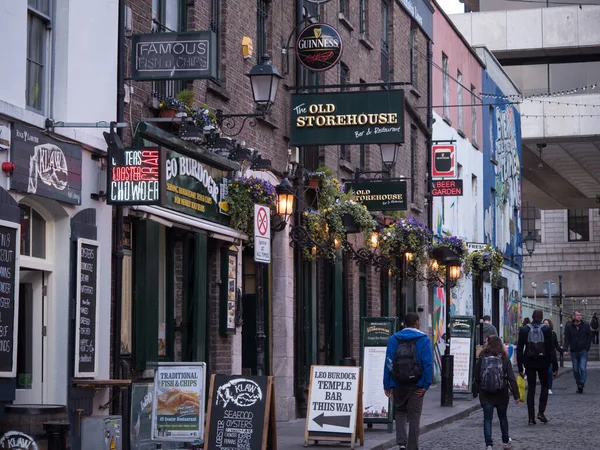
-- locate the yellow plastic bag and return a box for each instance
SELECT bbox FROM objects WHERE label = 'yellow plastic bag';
[517,375,526,402]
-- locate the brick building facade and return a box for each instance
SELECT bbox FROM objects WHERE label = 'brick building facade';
[120,0,434,424]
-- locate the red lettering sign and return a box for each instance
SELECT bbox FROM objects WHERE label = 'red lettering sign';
[431,179,463,196]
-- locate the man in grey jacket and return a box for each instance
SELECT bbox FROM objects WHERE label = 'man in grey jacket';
[476,315,498,345]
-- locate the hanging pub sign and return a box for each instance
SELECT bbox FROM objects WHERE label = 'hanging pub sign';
[291,90,404,146]
[296,23,343,72]
[432,144,456,178]
[131,31,217,81]
[346,181,407,211]
[164,149,230,225]
[0,221,19,378]
[107,147,165,205]
[431,179,463,197]
[9,123,82,205]
[75,238,99,378]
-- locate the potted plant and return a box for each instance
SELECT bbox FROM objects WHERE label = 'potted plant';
[222,176,276,246]
[464,244,504,284]
[429,236,468,264]
[379,216,432,274]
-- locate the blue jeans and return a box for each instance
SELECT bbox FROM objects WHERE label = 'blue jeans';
[548,364,553,389]
[571,350,588,386]
[482,404,509,447]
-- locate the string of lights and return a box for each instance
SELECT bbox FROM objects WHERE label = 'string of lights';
[481,81,599,100]
[522,113,600,118]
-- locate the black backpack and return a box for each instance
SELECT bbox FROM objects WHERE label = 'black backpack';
[480,355,505,393]
[527,323,546,359]
[391,337,423,385]
[591,317,599,330]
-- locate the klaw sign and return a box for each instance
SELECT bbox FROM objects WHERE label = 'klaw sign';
[254,204,271,263]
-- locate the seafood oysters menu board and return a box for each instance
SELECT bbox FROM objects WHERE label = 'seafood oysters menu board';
[204,375,277,450]
[152,363,206,443]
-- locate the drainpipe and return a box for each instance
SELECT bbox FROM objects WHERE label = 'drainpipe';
[112,0,126,417]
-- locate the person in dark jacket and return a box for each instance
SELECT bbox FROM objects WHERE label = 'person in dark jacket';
[383,312,433,450]
[476,315,498,345]
[516,309,557,425]
[591,312,599,345]
[564,310,592,393]
[543,318,565,394]
[475,336,520,450]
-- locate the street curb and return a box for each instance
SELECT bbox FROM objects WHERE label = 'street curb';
[369,403,482,450]
[369,368,574,450]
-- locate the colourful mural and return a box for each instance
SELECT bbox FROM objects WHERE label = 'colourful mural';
[503,289,522,344]
[432,282,458,380]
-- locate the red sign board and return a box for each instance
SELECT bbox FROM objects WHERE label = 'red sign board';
[108,148,165,205]
[431,179,463,197]
[432,145,456,178]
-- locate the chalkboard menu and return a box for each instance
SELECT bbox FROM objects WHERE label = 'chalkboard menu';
[205,375,276,450]
[107,148,164,205]
[0,223,19,377]
[75,239,99,377]
[450,315,476,393]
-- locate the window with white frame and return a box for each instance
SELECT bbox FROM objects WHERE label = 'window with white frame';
[27,0,51,112]
[471,85,478,144]
[457,71,464,131]
[442,54,450,120]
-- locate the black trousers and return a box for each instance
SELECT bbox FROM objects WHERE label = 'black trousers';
[525,366,549,421]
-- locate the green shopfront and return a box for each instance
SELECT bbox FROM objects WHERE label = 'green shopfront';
[120,123,245,380]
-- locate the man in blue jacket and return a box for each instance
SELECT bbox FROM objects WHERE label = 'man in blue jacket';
[383,312,433,450]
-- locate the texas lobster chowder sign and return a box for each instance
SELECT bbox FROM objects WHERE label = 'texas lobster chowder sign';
[10,124,82,205]
[290,90,404,146]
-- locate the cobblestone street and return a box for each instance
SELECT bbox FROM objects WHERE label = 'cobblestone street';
[410,368,600,450]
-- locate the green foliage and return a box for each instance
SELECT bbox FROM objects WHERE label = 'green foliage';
[464,244,504,285]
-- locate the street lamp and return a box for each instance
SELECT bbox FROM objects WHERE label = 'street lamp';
[275,177,295,225]
[582,298,588,318]
[379,143,399,169]
[524,231,536,257]
[532,282,537,308]
[247,54,283,112]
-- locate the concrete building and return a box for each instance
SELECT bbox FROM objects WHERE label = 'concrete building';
[0,0,117,447]
[450,2,600,336]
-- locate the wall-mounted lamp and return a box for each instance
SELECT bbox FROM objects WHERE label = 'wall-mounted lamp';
[380,143,399,169]
[449,264,461,281]
[275,177,295,225]
[1,162,15,176]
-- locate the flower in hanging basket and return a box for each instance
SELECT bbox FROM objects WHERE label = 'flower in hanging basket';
[225,176,276,246]
[429,236,468,263]
[378,217,431,275]
[325,199,376,243]
[464,244,504,284]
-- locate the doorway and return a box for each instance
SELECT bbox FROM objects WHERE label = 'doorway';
[16,270,46,404]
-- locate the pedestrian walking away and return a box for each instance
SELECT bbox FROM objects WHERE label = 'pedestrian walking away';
[474,336,520,450]
[383,312,433,450]
[591,312,599,345]
[564,310,592,393]
[476,315,498,346]
[543,318,566,394]
[516,309,557,425]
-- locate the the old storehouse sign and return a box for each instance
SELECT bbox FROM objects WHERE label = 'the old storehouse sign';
[131,31,217,80]
[107,147,164,205]
[347,181,407,211]
[10,124,82,205]
[296,23,342,72]
[291,90,404,146]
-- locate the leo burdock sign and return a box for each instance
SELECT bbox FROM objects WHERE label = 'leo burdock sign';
[75,238,99,377]
[291,90,404,147]
[0,431,38,450]
[0,222,19,377]
[205,375,276,450]
[305,365,364,448]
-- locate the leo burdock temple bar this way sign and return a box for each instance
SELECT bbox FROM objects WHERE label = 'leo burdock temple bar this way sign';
[0,222,19,377]
[290,90,405,147]
[75,238,99,377]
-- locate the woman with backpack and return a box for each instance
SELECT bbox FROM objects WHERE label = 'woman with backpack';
[475,336,520,450]
[543,318,565,394]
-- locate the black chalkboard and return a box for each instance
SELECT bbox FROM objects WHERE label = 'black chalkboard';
[75,239,98,377]
[0,225,17,376]
[205,375,276,450]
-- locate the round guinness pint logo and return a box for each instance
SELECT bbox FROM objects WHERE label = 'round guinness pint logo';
[296,23,343,72]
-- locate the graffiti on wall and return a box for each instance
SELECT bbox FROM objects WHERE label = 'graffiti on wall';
[503,289,521,344]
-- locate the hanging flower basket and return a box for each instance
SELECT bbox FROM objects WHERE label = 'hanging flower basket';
[429,236,468,264]
[464,244,504,285]
[342,213,359,234]
[159,108,178,118]
[379,217,432,276]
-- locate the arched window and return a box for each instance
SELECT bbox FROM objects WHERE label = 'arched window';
[19,204,46,259]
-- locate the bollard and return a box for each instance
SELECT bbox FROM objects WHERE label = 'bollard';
[44,422,70,450]
[440,354,454,407]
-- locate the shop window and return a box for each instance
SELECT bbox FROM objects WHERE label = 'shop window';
[19,204,46,259]
[27,0,51,112]
[568,209,589,242]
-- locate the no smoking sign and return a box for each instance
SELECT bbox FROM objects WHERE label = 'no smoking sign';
[254,204,271,263]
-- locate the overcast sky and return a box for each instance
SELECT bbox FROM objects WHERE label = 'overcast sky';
[436,0,465,14]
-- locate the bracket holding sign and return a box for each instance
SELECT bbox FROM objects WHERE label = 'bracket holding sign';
[305,365,364,449]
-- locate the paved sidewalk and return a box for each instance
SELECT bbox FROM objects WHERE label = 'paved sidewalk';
[276,382,480,449]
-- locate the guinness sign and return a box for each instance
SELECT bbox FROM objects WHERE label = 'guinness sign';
[296,23,342,72]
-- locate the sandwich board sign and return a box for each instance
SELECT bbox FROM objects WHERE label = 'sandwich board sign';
[305,365,364,448]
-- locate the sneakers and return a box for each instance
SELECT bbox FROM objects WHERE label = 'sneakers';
[537,412,548,423]
[548,389,553,395]
[503,442,513,450]
[399,447,406,450]
[577,384,584,393]
[486,446,493,450]
[528,419,537,425]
